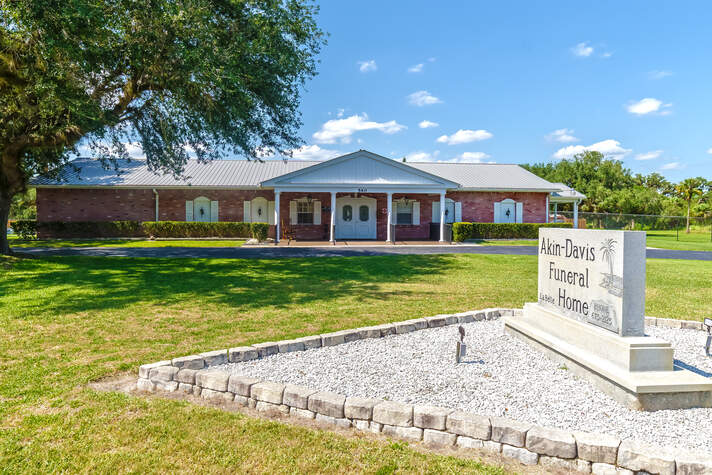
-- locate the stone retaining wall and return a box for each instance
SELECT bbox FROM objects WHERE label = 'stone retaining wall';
[136,310,712,474]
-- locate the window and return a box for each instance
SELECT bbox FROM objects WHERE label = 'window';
[342,205,353,222]
[396,201,413,225]
[297,201,314,225]
[359,205,369,222]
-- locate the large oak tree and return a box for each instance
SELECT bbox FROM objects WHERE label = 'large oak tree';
[0,0,325,254]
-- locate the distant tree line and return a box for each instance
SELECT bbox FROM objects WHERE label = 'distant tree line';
[522,151,710,232]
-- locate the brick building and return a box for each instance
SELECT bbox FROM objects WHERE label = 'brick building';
[31,150,584,242]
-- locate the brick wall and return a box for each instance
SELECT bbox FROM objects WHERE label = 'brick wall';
[36,188,549,240]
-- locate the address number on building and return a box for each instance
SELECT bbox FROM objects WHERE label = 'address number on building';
[357,188,368,192]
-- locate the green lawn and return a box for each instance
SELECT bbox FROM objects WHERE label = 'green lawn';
[7,236,246,248]
[0,253,709,472]
[468,230,712,251]
[645,229,712,251]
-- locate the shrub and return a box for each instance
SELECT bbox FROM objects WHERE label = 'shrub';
[141,221,252,238]
[452,222,573,242]
[250,222,269,241]
[11,220,38,239]
[36,221,144,238]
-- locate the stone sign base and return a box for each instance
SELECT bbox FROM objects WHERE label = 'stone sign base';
[504,303,712,411]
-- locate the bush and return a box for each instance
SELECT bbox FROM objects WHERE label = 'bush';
[37,221,144,238]
[250,222,269,241]
[11,220,38,239]
[142,221,252,238]
[33,220,259,239]
[452,222,573,242]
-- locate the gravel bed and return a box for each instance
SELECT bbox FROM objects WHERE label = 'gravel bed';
[219,321,712,452]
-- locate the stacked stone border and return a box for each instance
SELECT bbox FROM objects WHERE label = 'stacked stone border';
[137,310,712,474]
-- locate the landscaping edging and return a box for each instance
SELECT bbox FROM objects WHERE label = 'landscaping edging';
[137,311,712,474]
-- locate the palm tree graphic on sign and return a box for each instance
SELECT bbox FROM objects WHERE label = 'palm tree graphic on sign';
[599,238,623,297]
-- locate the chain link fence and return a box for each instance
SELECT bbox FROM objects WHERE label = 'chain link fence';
[555,211,712,246]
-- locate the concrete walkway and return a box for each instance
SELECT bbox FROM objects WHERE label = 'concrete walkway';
[16,244,712,261]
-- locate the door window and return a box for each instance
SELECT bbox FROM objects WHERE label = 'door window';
[342,205,353,222]
[359,205,369,222]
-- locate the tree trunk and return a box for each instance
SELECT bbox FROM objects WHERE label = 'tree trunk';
[686,199,691,234]
[0,193,11,255]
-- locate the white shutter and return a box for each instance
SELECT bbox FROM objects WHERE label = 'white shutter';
[516,202,524,223]
[210,201,219,222]
[185,201,193,222]
[432,201,440,223]
[454,202,462,222]
[412,201,420,225]
[313,200,321,225]
[290,201,297,224]
[268,201,275,225]
[243,201,251,223]
[493,202,502,223]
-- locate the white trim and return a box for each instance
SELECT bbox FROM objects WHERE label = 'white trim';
[412,201,420,226]
[313,200,321,225]
[261,150,460,188]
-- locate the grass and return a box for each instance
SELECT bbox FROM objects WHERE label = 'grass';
[468,229,712,251]
[645,229,712,251]
[7,236,246,248]
[0,253,709,472]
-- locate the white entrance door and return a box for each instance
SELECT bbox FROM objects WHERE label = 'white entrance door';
[335,197,376,239]
[500,200,516,223]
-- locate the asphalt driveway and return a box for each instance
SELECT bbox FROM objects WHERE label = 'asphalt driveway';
[14,245,712,261]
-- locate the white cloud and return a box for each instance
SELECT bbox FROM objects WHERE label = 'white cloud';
[447,152,492,163]
[404,151,492,163]
[546,128,578,143]
[408,63,424,73]
[405,151,440,162]
[336,108,345,118]
[553,139,631,160]
[706,148,712,155]
[601,51,613,58]
[418,120,439,129]
[634,150,663,161]
[357,60,377,73]
[572,42,594,57]
[626,98,672,116]
[436,129,493,145]
[288,145,342,161]
[312,114,406,144]
[661,161,682,170]
[407,90,442,106]
[648,70,673,80]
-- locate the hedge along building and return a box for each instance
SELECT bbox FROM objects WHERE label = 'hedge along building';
[31,150,584,242]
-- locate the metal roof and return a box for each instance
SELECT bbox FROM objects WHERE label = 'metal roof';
[31,158,318,188]
[549,182,587,201]
[408,162,560,192]
[31,153,563,192]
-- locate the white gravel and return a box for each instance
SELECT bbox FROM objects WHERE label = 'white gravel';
[219,321,712,452]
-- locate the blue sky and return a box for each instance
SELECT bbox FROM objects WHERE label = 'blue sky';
[276,0,712,180]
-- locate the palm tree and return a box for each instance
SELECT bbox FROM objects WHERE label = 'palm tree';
[600,238,616,280]
[675,178,705,233]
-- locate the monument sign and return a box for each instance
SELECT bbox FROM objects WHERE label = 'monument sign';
[537,228,645,337]
[503,227,712,410]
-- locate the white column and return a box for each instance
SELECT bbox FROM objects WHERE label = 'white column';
[330,191,336,243]
[545,195,549,223]
[439,191,446,242]
[553,202,558,223]
[274,190,280,244]
[573,201,579,229]
[386,192,393,242]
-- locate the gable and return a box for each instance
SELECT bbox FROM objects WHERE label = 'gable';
[261,150,459,188]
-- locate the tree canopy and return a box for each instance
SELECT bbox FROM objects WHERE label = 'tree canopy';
[0,0,325,253]
[522,151,710,218]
